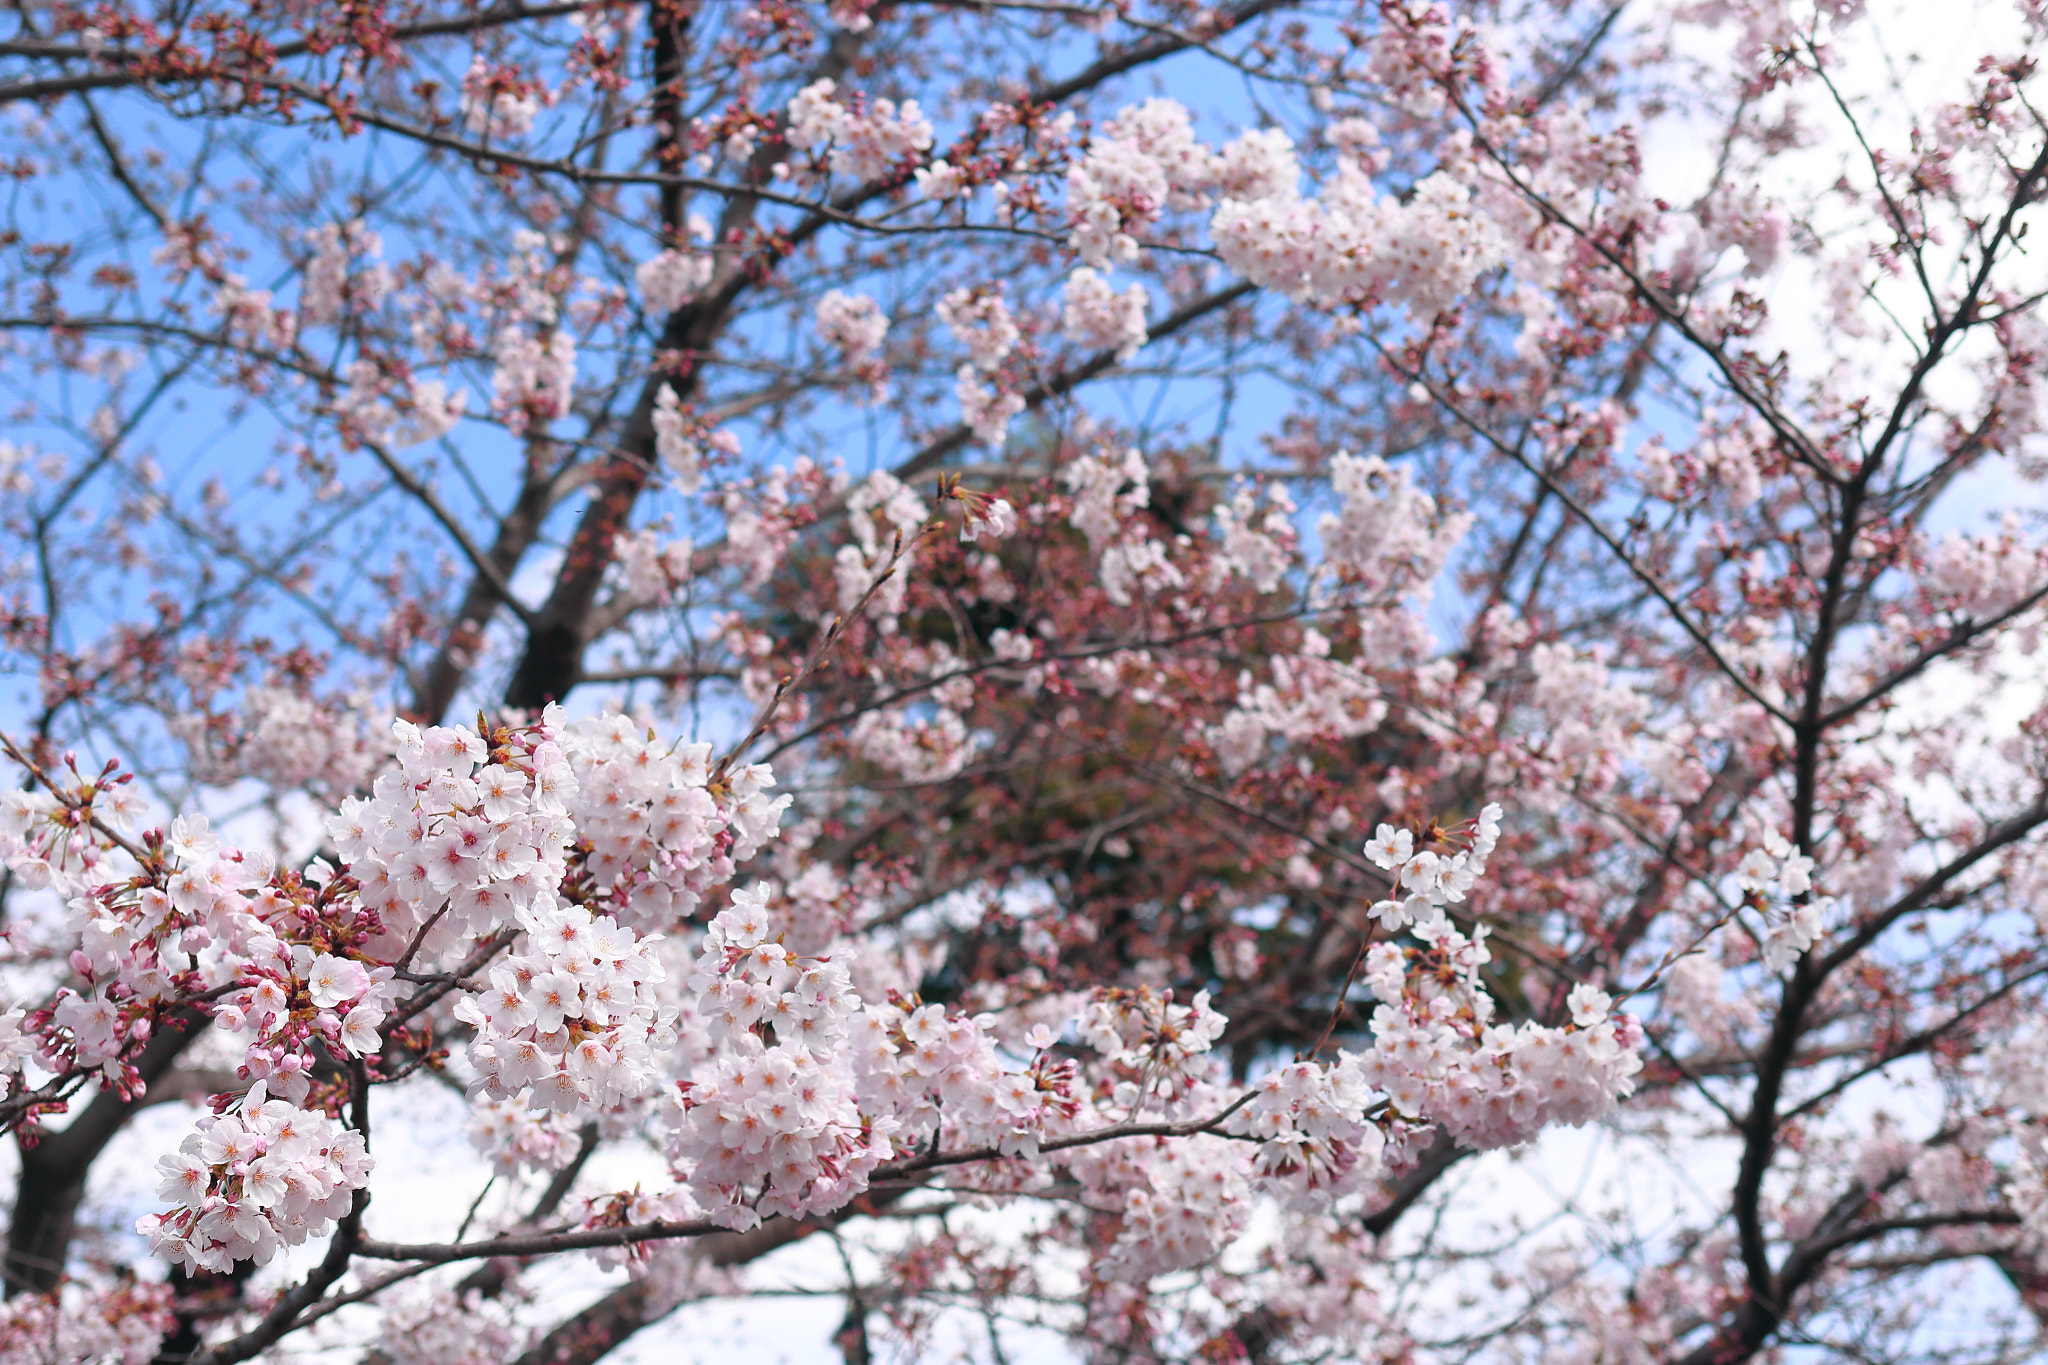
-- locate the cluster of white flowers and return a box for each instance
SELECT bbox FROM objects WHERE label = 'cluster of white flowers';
[834,469,928,620]
[491,326,577,430]
[1923,516,2048,620]
[615,525,694,605]
[1736,829,1828,972]
[0,685,1659,1301]
[1228,1058,1386,1208]
[936,286,1020,372]
[556,711,790,929]
[1066,98,1222,266]
[670,890,893,1229]
[1057,444,1189,605]
[0,1281,171,1365]
[637,248,713,315]
[1209,479,1297,594]
[460,55,542,139]
[1061,98,1498,321]
[1362,802,1505,926]
[138,1081,372,1273]
[1208,634,1386,779]
[651,383,714,492]
[456,901,674,1113]
[719,458,814,588]
[1088,1137,1250,1280]
[1318,452,1471,598]
[299,219,391,328]
[1079,985,1229,1107]
[45,812,280,1087]
[333,361,467,449]
[0,778,143,898]
[1355,917,1642,1149]
[784,79,934,181]
[1216,161,1501,319]
[1064,444,1151,551]
[1694,181,1788,278]
[375,1285,531,1365]
[814,289,890,364]
[637,217,716,313]
[330,715,578,960]
[815,289,891,401]
[1060,267,1149,362]
[1525,642,1651,793]
[210,273,296,350]
[216,947,396,1102]
[849,1003,1082,1162]
[848,706,972,783]
[467,1095,589,1174]
[956,366,1026,447]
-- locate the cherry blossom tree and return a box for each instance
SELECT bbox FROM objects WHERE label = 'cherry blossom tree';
[0,0,2043,1361]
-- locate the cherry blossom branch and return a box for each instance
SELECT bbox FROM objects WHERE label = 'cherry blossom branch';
[192,1079,370,1364]
[0,737,151,869]
[0,0,594,104]
[712,523,936,783]
[1384,356,1799,728]
[357,1098,1263,1266]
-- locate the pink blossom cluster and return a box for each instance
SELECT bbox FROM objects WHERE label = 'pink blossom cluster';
[1736,829,1829,973]
[214,946,396,1102]
[1058,444,1193,606]
[955,366,1026,447]
[1209,630,1387,778]
[0,1282,171,1365]
[1523,641,1652,794]
[172,681,383,797]
[1078,985,1229,1108]
[1061,96,1498,323]
[1209,479,1298,593]
[491,325,576,431]
[138,1081,372,1273]
[847,705,973,783]
[0,769,144,896]
[1084,1137,1251,1280]
[39,813,276,1088]
[1065,98,1232,266]
[814,289,889,363]
[1212,153,1501,320]
[330,715,577,958]
[1356,916,1643,1149]
[466,1095,588,1175]
[670,888,892,1229]
[1229,1059,1387,1209]
[1923,516,2048,620]
[834,469,928,619]
[299,219,391,328]
[718,457,823,589]
[846,1001,1083,1162]
[936,286,1021,372]
[334,365,466,449]
[637,242,714,315]
[374,1285,531,1365]
[1317,451,1471,598]
[554,711,791,929]
[459,55,543,140]
[784,79,934,182]
[210,272,295,350]
[614,525,695,605]
[1060,267,1149,361]
[456,901,675,1113]
[814,289,891,401]
[650,383,726,492]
